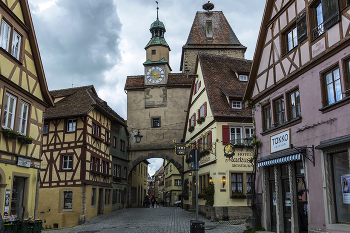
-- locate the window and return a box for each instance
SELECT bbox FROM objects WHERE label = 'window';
[67,119,76,132]
[232,101,242,109]
[113,164,117,177]
[101,161,105,174]
[11,30,21,59]
[62,155,72,170]
[105,189,111,205]
[206,20,213,39]
[245,127,253,138]
[113,136,117,148]
[90,157,95,171]
[312,1,340,40]
[120,140,125,151]
[230,127,242,144]
[288,90,301,120]
[17,100,29,135]
[91,188,96,206]
[92,122,96,135]
[239,75,248,82]
[96,125,100,136]
[170,165,172,172]
[43,122,49,135]
[287,27,298,52]
[274,98,285,126]
[63,191,73,209]
[95,159,99,172]
[263,104,272,130]
[123,167,127,179]
[175,179,182,186]
[152,118,160,127]
[0,20,10,52]
[247,173,254,193]
[324,67,342,105]
[190,114,195,127]
[199,103,207,117]
[2,92,17,129]
[105,162,109,174]
[105,131,109,143]
[152,50,156,54]
[231,173,243,194]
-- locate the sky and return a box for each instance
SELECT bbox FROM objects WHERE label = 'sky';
[28,0,266,175]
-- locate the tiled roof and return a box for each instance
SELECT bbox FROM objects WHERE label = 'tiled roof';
[45,85,126,125]
[198,53,252,118]
[124,73,193,90]
[184,11,246,49]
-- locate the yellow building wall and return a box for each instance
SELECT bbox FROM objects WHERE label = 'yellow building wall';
[131,162,148,207]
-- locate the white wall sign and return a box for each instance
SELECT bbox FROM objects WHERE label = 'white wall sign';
[270,129,291,153]
[17,157,31,168]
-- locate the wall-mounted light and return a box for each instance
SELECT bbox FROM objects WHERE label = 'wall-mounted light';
[209,176,213,184]
[189,172,192,176]
[222,176,226,188]
[134,129,143,143]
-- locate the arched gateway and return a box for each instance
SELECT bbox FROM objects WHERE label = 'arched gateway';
[124,5,193,207]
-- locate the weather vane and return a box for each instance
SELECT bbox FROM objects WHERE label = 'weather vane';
[156,1,159,20]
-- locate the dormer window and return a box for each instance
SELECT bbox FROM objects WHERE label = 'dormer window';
[206,20,213,39]
[232,101,242,109]
[239,75,248,82]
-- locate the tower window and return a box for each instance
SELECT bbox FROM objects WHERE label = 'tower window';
[152,50,156,54]
[206,20,213,39]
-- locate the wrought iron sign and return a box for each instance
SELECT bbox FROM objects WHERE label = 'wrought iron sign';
[175,143,187,156]
[224,143,235,158]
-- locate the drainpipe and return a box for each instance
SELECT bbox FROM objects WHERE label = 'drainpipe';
[34,170,40,219]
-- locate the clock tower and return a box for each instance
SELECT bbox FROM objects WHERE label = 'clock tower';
[144,4,171,85]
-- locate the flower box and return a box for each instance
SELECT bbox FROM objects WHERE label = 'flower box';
[188,126,195,133]
[200,150,210,157]
[231,193,247,199]
[196,117,205,124]
[18,136,33,144]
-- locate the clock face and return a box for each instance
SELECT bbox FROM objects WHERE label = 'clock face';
[146,66,165,84]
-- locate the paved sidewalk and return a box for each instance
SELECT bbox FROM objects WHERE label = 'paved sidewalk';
[43,207,246,233]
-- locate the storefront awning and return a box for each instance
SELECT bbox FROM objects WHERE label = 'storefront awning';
[258,153,301,167]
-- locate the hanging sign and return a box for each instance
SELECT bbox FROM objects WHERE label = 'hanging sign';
[270,129,291,153]
[224,143,235,158]
[175,143,187,156]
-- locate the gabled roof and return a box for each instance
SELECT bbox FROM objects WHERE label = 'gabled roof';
[45,85,126,126]
[198,53,252,118]
[124,73,193,90]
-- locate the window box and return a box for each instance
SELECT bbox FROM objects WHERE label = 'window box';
[185,158,191,163]
[233,143,245,148]
[18,135,33,144]
[196,117,205,124]
[188,126,195,132]
[200,149,210,156]
[231,193,246,199]
[198,193,204,198]
[2,128,19,139]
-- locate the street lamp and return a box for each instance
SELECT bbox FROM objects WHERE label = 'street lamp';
[134,129,143,143]
[222,176,226,188]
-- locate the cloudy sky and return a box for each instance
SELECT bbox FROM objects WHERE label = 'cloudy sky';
[28,0,265,175]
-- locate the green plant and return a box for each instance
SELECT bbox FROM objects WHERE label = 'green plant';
[203,183,215,206]
[188,126,195,132]
[244,226,266,233]
[2,128,20,135]
[231,193,246,198]
[185,158,191,163]
[19,135,34,141]
[196,117,205,124]
[200,149,210,156]
[251,139,262,148]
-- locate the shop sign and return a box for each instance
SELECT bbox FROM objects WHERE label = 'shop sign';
[175,143,187,156]
[17,157,31,168]
[270,129,290,153]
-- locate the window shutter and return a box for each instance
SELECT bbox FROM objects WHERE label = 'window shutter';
[194,83,197,95]
[194,113,196,126]
[198,109,200,118]
[189,119,191,127]
[297,11,307,43]
[197,139,200,150]
[222,125,230,145]
[321,0,340,30]
[209,131,212,149]
[204,102,207,116]
[199,81,201,88]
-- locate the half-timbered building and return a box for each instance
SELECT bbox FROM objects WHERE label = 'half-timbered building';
[0,0,54,220]
[39,85,126,228]
[244,0,350,232]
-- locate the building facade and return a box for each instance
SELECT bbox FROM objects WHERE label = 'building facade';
[0,0,54,220]
[130,160,148,208]
[164,159,182,206]
[183,53,253,221]
[244,0,350,232]
[39,85,126,228]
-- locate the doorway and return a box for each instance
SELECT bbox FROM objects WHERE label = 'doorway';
[268,166,277,232]
[11,177,26,219]
[98,188,104,214]
[282,179,291,233]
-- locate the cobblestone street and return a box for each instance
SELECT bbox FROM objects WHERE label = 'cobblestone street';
[43,207,246,233]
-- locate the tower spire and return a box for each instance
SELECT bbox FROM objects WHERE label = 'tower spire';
[156,1,159,20]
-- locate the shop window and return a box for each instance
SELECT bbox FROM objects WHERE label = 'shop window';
[323,67,342,106]
[43,122,49,135]
[230,127,242,144]
[67,119,76,132]
[62,155,72,170]
[331,152,350,223]
[63,191,73,209]
[152,118,160,127]
[288,89,301,120]
[274,97,285,126]
[231,173,243,194]
[263,104,272,131]
[91,188,96,206]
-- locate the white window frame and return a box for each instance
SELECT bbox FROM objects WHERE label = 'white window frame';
[67,119,76,132]
[62,155,72,170]
[17,100,29,135]
[190,115,195,127]
[0,20,11,52]
[105,131,109,143]
[245,127,253,138]
[113,164,117,177]
[239,75,248,82]
[287,27,298,52]
[175,179,182,186]
[230,127,242,144]
[196,81,200,92]
[232,101,242,109]
[2,92,17,130]
[199,104,205,117]
[11,30,21,59]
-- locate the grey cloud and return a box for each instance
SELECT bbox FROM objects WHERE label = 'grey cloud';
[30,0,121,90]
